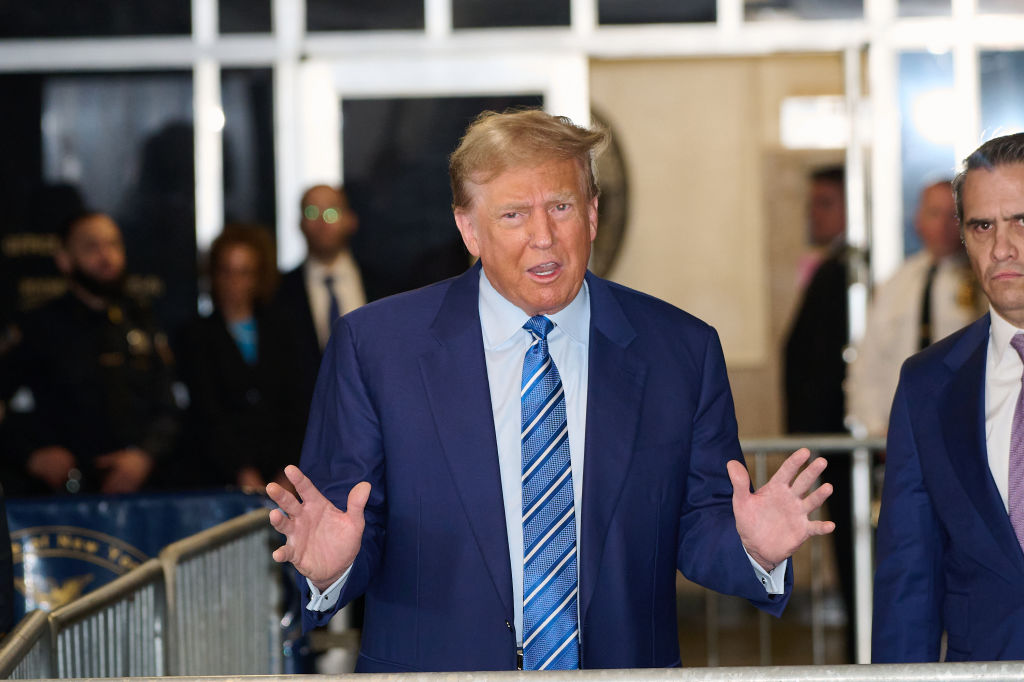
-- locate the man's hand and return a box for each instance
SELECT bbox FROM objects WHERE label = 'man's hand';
[26,446,76,491]
[267,465,371,591]
[96,448,154,494]
[728,448,834,573]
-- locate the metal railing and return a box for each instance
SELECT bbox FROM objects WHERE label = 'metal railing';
[47,559,165,678]
[723,435,885,667]
[0,439,882,675]
[5,663,1020,681]
[160,508,280,676]
[0,610,51,679]
[0,507,279,678]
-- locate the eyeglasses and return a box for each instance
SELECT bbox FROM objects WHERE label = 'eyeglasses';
[303,205,344,224]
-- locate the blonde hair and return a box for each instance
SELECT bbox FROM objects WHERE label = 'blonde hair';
[449,109,608,210]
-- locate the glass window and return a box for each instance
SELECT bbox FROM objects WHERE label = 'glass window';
[0,2,190,38]
[899,0,950,16]
[343,95,541,302]
[0,72,197,335]
[307,0,424,31]
[222,69,276,230]
[980,52,1024,139]
[745,0,862,21]
[453,0,569,28]
[979,0,1021,12]
[599,0,715,24]
[898,52,956,256]
[220,0,272,33]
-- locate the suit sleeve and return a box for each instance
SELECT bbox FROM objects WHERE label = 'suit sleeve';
[298,317,387,632]
[871,373,944,662]
[676,327,793,615]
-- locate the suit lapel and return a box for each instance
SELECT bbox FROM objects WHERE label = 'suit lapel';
[418,265,514,617]
[940,315,1024,575]
[578,274,647,622]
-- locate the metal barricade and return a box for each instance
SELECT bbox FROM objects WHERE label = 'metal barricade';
[707,435,885,667]
[160,507,280,676]
[47,558,165,678]
[0,610,53,679]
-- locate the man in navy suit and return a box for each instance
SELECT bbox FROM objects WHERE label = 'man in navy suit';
[873,132,1024,662]
[267,109,833,671]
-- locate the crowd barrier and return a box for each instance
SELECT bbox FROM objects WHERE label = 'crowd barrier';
[712,435,885,666]
[0,436,885,677]
[1,664,1023,681]
[0,508,279,678]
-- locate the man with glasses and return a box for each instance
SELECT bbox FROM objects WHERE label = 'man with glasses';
[274,185,366,414]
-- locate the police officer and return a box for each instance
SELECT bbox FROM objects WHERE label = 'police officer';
[0,212,179,495]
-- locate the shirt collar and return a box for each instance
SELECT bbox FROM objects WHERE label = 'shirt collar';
[478,268,590,350]
[988,304,1024,366]
[305,251,355,281]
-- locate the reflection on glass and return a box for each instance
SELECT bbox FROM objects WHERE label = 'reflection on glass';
[222,69,276,230]
[41,73,197,333]
[979,0,1021,12]
[307,0,423,31]
[745,0,862,20]
[899,0,950,16]
[343,95,541,302]
[454,0,568,27]
[0,3,190,38]
[980,52,1024,140]
[899,52,956,256]
[598,0,714,24]
[220,0,271,33]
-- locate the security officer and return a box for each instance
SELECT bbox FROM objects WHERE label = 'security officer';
[0,212,179,495]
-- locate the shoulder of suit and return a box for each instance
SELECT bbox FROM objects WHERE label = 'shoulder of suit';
[902,314,988,376]
[588,272,713,335]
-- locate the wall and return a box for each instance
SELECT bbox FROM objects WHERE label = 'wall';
[590,54,845,436]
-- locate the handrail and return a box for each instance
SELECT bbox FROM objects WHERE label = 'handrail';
[0,610,51,679]
[740,434,887,453]
[46,558,165,678]
[46,559,164,631]
[18,662,1024,681]
[158,508,271,565]
[739,434,885,666]
[159,507,279,676]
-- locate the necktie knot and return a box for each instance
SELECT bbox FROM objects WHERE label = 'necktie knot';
[1012,333,1024,362]
[323,274,335,288]
[523,315,554,341]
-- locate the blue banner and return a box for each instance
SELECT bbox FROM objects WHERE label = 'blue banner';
[7,490,271,618]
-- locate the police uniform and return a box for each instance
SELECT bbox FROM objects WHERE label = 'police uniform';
[846,250,986,437]
[0,291,179,494]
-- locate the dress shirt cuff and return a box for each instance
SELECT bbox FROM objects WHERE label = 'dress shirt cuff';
[305,566,352,612]
[746,552,787,595]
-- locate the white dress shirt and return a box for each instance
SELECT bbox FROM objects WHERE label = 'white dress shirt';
[304,252,366,349]
[985,307,1024,511]
[307,269,785,626]
[847,251,982,437]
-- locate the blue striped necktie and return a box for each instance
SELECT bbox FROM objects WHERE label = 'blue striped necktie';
[521,315,579,670]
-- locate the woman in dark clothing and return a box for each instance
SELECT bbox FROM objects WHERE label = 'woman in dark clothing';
[179,225,306,490]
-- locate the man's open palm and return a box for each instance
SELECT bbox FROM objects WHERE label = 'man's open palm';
[267,465,371,591]
[728,448,834,572]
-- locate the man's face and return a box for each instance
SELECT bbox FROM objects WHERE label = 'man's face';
[961,163,1024,327]
[60,214,126,292]
[454,158,598,317]
[808,180,846,246]
[300,186,357,261]
[915,183,961,259]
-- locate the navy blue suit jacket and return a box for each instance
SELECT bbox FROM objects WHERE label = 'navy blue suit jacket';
[873,313,1024,662]
[298,265,792,671]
